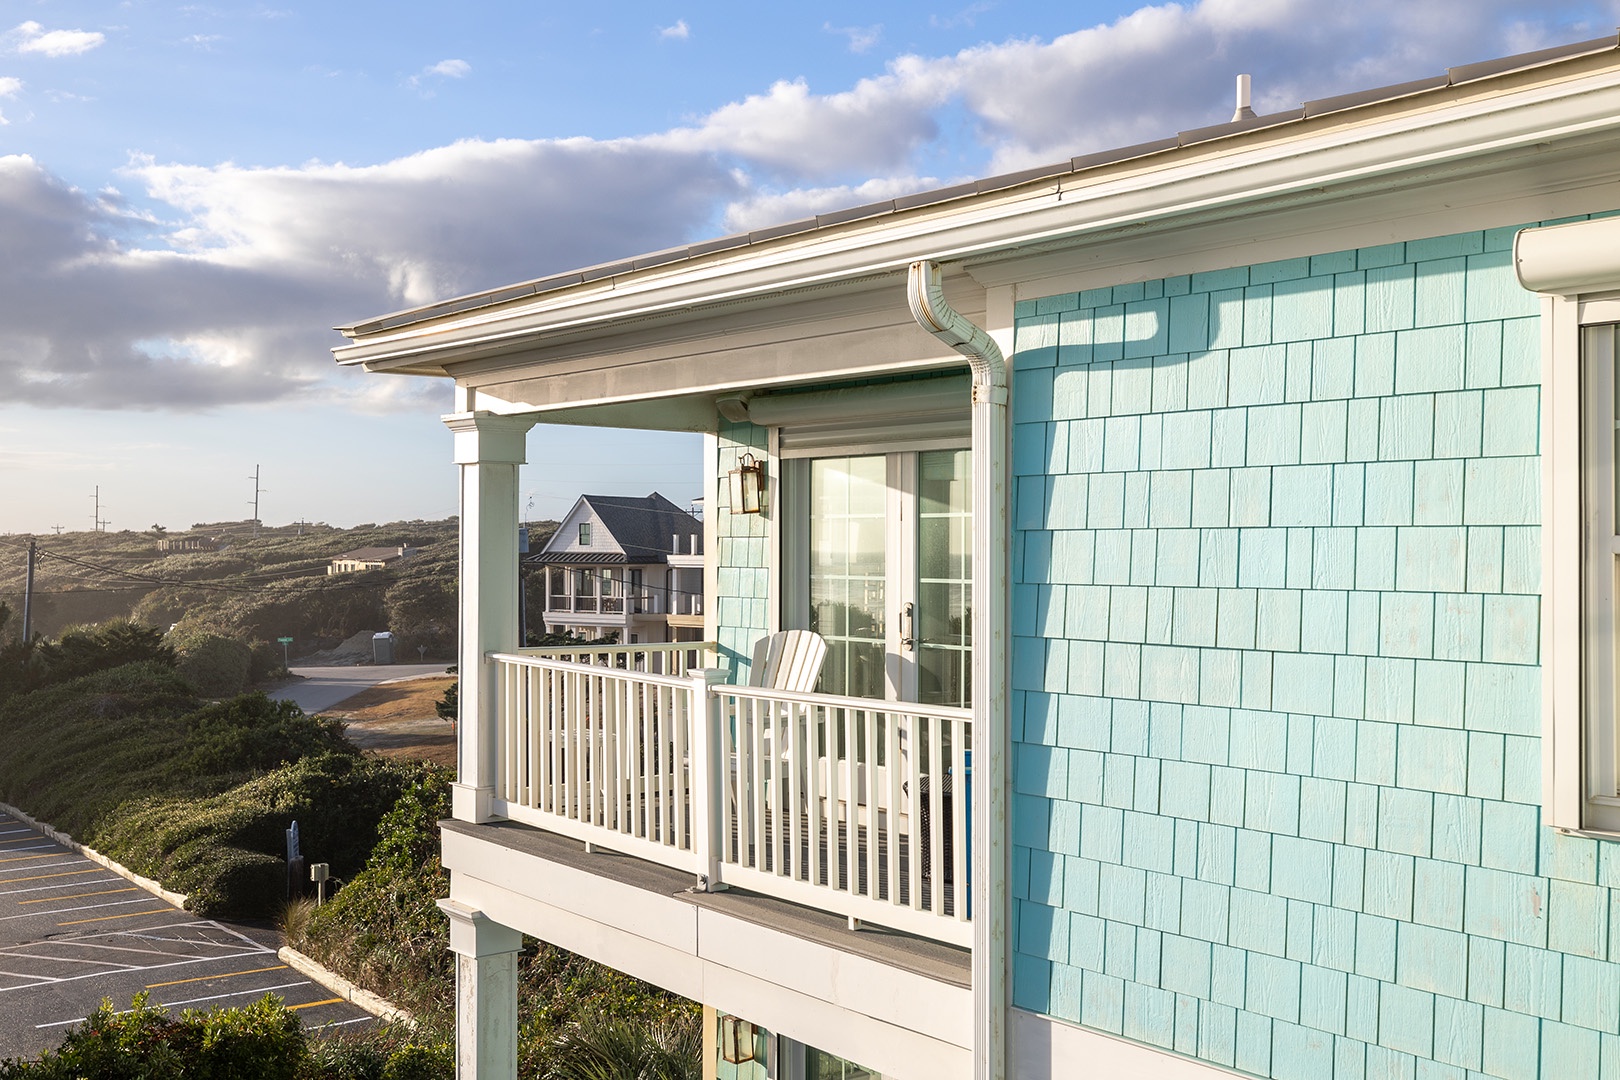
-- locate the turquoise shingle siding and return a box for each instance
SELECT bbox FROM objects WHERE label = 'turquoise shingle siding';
[716,419,770,682]
[1008,227,1620,1077]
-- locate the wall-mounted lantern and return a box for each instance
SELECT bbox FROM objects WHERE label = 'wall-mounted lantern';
[727,453,767,515]
[719,1015,757,1064]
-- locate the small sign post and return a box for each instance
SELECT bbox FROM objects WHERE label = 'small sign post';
[285,821,304,900]
[277,636,293,667]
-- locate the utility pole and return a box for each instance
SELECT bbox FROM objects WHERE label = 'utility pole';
[90,486,100,532]
[50,525,63,535]
[21,538,35,641]
[249,465,266,539]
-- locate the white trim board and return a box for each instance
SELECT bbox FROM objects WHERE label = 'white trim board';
[1011,1008,1244,1080]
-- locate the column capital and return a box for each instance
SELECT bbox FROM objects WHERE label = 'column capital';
[443,411,537,465]
[438,899,524,958]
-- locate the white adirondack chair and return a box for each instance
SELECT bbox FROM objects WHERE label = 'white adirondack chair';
[748,629,828,692]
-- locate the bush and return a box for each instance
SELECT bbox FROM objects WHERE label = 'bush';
[95,755,434,917]
[0,992,306,1080]
[249,639,289,684]
[173,630,253,697]
[37,620,176,685]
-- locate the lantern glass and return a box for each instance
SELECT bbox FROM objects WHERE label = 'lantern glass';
[719,1016,755,1064]
[728,455,766,515]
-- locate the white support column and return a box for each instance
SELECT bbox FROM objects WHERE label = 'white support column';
[446,411,537,823]
[439,899,524,1080]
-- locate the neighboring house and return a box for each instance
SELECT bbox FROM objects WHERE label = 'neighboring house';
[334,37,1620,1080]
[533,492,705,643]
[327,545,418,575]
[156,536,212,554]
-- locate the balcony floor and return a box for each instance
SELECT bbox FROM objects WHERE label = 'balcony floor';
[439,817,970,989]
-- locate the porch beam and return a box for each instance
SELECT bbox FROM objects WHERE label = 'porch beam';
[446,410,537,823]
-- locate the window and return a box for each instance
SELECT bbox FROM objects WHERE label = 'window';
[1580,324,1620,831]
[578,522,592,546]
[785,448,972,707]
[1517,215,1620,831]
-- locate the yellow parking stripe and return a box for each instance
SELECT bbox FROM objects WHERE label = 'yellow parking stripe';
[0,837,44,848]
[0,853,61,864]
[58,907,168,926]
[287,998,344,1011]
[146,964,290,989]
[21,887,137,905]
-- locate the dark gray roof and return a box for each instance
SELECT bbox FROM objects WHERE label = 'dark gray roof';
[540,493,703,565]
[340,34,1620,338]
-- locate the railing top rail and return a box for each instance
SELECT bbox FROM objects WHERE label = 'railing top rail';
[488,651,702,690]
[514,641,715,656]
[714,683,974,721]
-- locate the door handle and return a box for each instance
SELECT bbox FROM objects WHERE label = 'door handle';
[900,602,915,652]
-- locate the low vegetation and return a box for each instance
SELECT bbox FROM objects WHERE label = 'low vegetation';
[0,608,700,1077]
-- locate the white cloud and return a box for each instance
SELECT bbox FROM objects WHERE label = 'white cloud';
[0,0,1606,417]
[659,19,690,40]
[10,21,106,58]
[428,58,470,78]
[0,76,20,97]
[826,23,883,53]
[183,34,223,48]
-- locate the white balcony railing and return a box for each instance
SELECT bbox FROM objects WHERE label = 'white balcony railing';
[488,646,973,947]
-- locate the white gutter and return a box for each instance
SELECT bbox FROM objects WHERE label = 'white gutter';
[907,260,1008,1080]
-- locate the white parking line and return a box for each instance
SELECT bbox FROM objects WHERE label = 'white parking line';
[0,897,156,923]
[0,858,83,877]
[37,979,315,1028]
[0,949,274,993]
[0,876,119,898]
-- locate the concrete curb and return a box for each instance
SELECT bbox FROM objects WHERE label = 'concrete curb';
[0,800,189,909]
[277,946,416,1027]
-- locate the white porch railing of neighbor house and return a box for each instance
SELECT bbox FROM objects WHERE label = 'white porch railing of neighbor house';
[487,646,973,948]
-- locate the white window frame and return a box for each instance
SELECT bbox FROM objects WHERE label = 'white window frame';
[1542,294,1620,832]
[1517,216,1620,832]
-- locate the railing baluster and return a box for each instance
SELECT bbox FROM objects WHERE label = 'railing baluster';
[953,716,968,922]
[788,702,803,882]
[886,710,901,906]
[928,714,943,910]
[863,705,878,899]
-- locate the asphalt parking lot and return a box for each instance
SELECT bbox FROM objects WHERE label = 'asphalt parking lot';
[0,811,377,1060]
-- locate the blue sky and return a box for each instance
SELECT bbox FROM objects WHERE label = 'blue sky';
[0,0,1616,534]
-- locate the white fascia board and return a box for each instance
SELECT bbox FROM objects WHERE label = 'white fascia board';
[335,66,1620,376]
[693,904,971,1048]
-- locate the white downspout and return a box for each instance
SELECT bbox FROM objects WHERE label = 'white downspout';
[907,260,1008,1080]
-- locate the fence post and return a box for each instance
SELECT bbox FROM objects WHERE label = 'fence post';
[689,668,728,892]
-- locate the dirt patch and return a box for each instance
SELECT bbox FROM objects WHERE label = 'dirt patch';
[321,676,456,768]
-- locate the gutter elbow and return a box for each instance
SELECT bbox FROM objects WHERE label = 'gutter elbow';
[907,260,1007,401]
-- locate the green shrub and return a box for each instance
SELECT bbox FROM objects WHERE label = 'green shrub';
[249,639,289,684]
[37,619,176,685]
[0,992,307,1080]
[95,754,433,917]
[173,631,254,697]
[380,1043,452,1080]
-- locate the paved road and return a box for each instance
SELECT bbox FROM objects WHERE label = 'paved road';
[275,664,449,715]
[0,811,376,1061]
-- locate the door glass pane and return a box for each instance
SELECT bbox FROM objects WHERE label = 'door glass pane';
[916,449,972,707]
[809,456,887,699]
